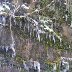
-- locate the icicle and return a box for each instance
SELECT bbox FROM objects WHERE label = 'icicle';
[44,24,62,44]
[14,18,16,25]
[69,45,71,48]
[36,32,38,38]
[52,34,55,43]
[37,33,40,42]
[10,16,16,58]
[65,14,68,21]
[32,19,38,26]
[2,16,6,26]
[49,33,51,40]
[27,23,29,32]
[60,38,62,46]
[51,23,53,29]
[70,21,72,28]
[5,46,9,52]
[38,29,45,34]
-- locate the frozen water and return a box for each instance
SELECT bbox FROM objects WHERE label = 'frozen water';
[21,4,30,10]
[3,4,10,10]
[0,5,4,11]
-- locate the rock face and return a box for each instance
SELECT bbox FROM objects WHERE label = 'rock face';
[0,27,11,46]
[62,24,72,41]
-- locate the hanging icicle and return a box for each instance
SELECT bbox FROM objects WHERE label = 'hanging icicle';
[10,16,16,58]
[14,18,16,25]
[65,14,68,22]
[27,23,29,32]
[59,38,62,46]
[49,33,51,41]
[37,32,40,42]
[52,34,56,43]
[2,16,6,26]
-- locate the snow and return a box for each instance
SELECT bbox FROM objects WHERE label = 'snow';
[33,61,40,72]
[0,5,4,11]
[23,60,29,71]
[0,3,10,13]
[44,25,53,32]
[3,4,10,10]
[61,57,72,61]
[38,29,45,34]
[44,24,62,42]
[40,25,44,28]
[64,2,67,5]
[32,19,38,26]
[21,4,30,10]
[35,9,39,12]
[52,0,54,3]
[40,20,48,24]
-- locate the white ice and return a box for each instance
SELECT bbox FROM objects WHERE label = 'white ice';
[21,4,30,10]
[3,4,10,10]
[0,5,4,11]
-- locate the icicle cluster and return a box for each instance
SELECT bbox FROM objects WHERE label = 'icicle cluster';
[0,1,63,57]
[0,2,16,58]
